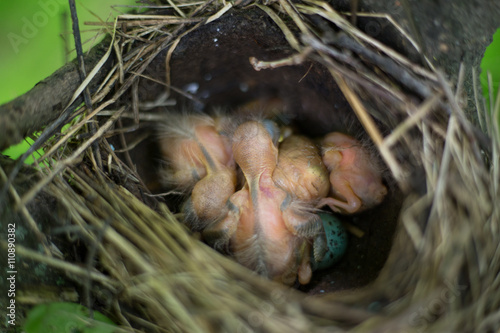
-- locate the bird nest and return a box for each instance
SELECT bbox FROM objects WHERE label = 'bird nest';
[1,0,499,332]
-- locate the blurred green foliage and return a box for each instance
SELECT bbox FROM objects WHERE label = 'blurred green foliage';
[0,0,136,105]
[481,29,500,107]
[24,302,117,333]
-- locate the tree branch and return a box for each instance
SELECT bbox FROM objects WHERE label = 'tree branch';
[0,37,113,151]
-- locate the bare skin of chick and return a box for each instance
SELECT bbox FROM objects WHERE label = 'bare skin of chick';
[273,135,330,205]
[317,132,388,214]
[273,135,331,281]
[158,113,237,229]
[204,121,316,285]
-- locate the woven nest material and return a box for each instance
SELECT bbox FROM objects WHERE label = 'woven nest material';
[1,1,499,332]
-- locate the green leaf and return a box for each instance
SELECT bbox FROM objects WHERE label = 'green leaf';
[481,28,500,102]
[24,302,117,333]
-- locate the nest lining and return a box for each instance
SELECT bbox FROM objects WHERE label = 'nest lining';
[1,0,499,332]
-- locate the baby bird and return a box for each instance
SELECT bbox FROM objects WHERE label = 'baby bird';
[272,134,331,283]
[158,112,237,230]
[273,135,330,204]
[317,132,388,214]
[204,121,326,285]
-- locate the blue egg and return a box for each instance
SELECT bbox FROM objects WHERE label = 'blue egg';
[311,212,348,271]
